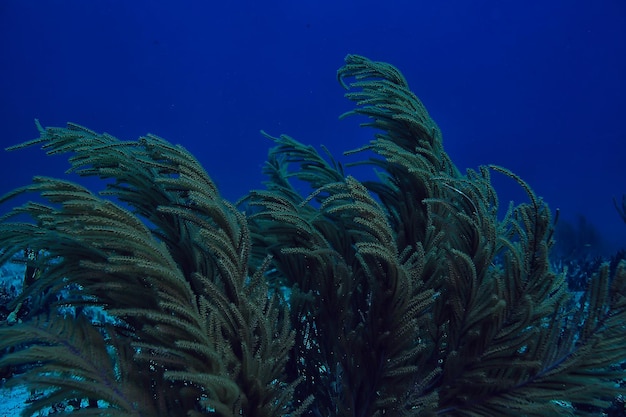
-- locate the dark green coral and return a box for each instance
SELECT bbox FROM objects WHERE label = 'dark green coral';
[1,55,625,417]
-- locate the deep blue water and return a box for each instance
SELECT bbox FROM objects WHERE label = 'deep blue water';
[1,0,624,256]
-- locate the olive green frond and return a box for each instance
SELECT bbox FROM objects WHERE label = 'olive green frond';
[0,123,304,417]
[0,314,155,417]
[2,54,626,417]
[338,54,453,176]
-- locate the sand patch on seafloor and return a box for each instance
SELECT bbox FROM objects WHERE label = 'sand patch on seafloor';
[0,385,31,416]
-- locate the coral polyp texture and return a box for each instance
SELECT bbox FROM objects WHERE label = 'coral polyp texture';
[1,55,625,417]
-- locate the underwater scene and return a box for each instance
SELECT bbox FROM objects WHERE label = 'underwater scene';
[0,1,625,416]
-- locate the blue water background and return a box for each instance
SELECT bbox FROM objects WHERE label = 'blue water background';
[1,0,624,256]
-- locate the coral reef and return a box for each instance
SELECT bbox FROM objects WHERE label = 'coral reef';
[1,55,625,417]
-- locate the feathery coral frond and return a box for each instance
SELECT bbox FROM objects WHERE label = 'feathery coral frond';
[2,54,625,417]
